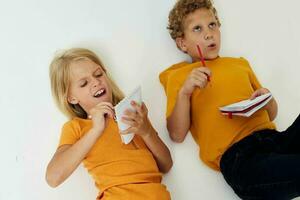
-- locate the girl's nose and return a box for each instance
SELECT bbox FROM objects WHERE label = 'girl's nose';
[92,78,101,87]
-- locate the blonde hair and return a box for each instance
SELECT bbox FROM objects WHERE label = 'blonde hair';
[168,0,221,40]
[49,48,124,119]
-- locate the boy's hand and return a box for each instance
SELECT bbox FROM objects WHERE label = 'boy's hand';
[89,102,115,133]
[120,101,155,139]
[181,67,211,96]
[250,88,270,100]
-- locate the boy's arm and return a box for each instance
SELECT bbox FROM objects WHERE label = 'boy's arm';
[265,97,278,121]
[250,88,278,121]
[167,67,211,142]
[167,88,191,143]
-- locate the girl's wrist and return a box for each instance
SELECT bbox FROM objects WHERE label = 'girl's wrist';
[141,127,156,141]
[90,125,104,137]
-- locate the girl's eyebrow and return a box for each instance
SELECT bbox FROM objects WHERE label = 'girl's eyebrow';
[76,68,102,82]
[93,68,102,75]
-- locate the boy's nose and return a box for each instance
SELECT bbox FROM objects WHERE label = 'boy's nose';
[204,30,214,40]
[205,33,213,40]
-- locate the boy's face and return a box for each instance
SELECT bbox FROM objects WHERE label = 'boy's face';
[176,8,221,61]
[67,58,113,114]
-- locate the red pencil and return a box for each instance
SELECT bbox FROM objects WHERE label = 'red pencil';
[196,44,210,82]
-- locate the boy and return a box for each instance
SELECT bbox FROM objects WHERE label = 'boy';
[160,0,300,199]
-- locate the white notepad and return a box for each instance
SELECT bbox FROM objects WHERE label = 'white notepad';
[114,86,142,144]
[219,93,273,117]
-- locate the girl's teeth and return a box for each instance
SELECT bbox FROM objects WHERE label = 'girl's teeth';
[94,89,105,97]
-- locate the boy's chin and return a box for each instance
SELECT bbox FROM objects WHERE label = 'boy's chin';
[206,54,219,60]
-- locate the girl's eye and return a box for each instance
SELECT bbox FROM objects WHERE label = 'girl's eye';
[193,25,202,32]
[95,73,103,78]
[209,22,217,29]
[80,81,88,87]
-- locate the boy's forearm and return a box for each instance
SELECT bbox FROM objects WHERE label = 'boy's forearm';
[46,127,102,187]
[266,97,278,121]
[167,89,191,142]
[142,128,173,173]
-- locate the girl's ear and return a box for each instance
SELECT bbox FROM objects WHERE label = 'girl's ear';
[67,96,79,104]
[175,37,188,52]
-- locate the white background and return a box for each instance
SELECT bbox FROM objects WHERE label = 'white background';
[1,0,300,199]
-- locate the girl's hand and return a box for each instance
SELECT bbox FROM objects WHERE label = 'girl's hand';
[88,102,115,134]
[120,101,154,139]
[181,67,211,96]
[250,88,270,100]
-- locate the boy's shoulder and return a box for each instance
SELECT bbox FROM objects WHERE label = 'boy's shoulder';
[159,57,249,78]
[159,57,251,87]
[159,61,199,86]
[223,56,249,62]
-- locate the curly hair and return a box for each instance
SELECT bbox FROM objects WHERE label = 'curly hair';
[167,0,221,40]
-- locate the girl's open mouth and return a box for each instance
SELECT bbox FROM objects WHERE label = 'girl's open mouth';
[93,88,106,98]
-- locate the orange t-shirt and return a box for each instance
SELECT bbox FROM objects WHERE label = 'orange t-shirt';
[58,118,170,200]
[159,57,276,171]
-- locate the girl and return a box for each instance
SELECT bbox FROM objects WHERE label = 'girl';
[46,48,172,200]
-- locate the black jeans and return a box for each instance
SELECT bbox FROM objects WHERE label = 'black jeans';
[220,114,300,200]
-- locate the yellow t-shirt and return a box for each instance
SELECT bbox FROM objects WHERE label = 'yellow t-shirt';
[159,57,276,171]
[58,117,170,200]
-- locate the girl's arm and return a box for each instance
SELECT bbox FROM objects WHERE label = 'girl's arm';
[141,124,173,173]
[121,102,173,173]
[167,67,211,142]
[46,102,115,187]
[46,127,103,187]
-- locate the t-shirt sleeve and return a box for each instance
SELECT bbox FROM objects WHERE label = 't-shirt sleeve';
[58,120,81,148]
[241,57,263,90]
[165,75,182,118]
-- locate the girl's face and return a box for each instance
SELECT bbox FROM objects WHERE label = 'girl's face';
[176,8,221,61]
[67,58,113,115]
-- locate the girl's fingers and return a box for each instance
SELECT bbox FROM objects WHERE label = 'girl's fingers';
[123,109,137,119]
[120,127,137,135]
[121,116,137,126]
[95,102,114,110]
[130,101,144,116]
[141,102,148,114]
[89,104,115,118]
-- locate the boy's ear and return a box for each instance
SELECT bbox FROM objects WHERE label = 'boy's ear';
[67,96,79,104]
[175,37,188,52]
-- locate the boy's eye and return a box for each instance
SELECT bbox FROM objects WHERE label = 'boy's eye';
[193,25,202,32]
[80,81,88,87]
[209,22,217,29]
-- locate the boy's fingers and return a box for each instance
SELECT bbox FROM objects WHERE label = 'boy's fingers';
[197,67,211,76]
[250,91,261,100]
